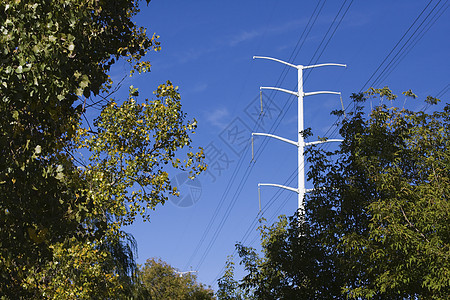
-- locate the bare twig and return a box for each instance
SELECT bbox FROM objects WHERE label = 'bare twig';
[400,205,429,242]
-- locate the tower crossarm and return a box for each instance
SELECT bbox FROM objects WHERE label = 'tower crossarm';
[258,183,299,194]
[252,132,298,147]
[253,56,300,69]
[304,139,343,147]
[260,86,299,97]
[303,63,346,69]
[304,91,341,97]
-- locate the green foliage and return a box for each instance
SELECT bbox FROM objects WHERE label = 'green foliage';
[138,258,215,300]
[219,215,345,299]
[336,96,450,298]
[0,0,205,298]
[24,238,126,299]
[402,89,417,99]
[223,89,449,299]
[366,86,398,101]
[78,81,205,230]
[216,256,242,300]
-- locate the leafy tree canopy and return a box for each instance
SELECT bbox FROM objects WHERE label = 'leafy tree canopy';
[219,88,449,299]
[0,0,205,297]
[138,258,215,300]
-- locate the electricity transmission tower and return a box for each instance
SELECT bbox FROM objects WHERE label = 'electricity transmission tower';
[252,56,346,216]
[175,270,198,277]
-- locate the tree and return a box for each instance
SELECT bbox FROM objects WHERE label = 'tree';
[138,258,215,300]
[218,215,345,299]
[1,0,205,298]
[221,88,449,299]
[217,256,255,300]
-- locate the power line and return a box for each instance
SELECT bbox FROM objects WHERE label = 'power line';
[192,90,298,271]
[210,135,342,286]
[436,83,450,98]
[267,0,327,102]
[359,0,436,92]
[185,1,330,271]
[209,0,448,279]
[374,1,449,87]
[183,96,263,270]
[371,0,446,88]
[195,0,354,277]
[305,0,354,81]
[194,150,256,270]
[420,82,450,112]
[208,92,351,284]
[209,166,299,286]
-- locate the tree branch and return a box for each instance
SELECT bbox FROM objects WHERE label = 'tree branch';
[399,206,429,243]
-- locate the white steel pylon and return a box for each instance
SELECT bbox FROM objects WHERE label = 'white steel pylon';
[252,56,346,216]
[175,270,198,277]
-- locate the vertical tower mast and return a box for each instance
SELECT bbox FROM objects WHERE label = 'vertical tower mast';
[297,64,305,213]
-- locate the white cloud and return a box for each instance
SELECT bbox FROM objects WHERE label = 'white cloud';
[173,19,309,66]
[192,83,208,93]
[228,19,306,47]
[204,107,230,129]
[229,30,262,47]
[165,18,308,66]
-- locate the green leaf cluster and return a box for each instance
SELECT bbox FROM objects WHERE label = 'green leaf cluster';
[138,258,215,300]
[78,82,206,229]
[222,89,449,299]
[217,255,255,300]
[0,0,205,298]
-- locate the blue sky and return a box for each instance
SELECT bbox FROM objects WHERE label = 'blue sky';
[113,0,450,288]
